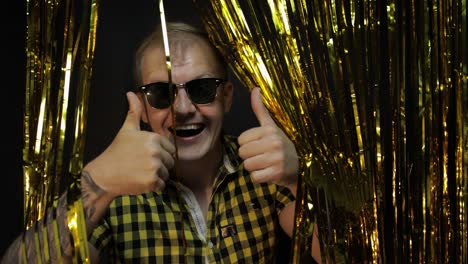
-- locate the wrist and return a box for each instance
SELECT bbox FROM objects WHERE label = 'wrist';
[80,170,114,233]
[285,181,298,197]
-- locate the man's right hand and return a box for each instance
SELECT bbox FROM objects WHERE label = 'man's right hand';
[84,91,175,198]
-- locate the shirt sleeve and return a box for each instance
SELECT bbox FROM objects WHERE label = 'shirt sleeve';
[88,210,115,261]
[274,184,296,214]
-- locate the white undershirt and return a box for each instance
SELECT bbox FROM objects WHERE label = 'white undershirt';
[173,154,236,263]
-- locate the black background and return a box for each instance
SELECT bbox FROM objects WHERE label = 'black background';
[2,0,296,261]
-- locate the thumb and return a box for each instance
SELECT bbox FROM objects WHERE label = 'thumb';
[251,87,274,126]
[122,92,143,130]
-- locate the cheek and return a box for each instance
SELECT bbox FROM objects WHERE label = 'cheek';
[147,110,171,132]
[206,106,225,127]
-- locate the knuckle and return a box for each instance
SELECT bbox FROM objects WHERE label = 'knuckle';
[148,132,160,142]
[270,138,282,150]
[147,159,162,175]
[250,171,261,183]
[153,178,166,191]
[164,157,172,168]
[238,147,246,159]
[146,144,161,157]
[264,125,276,134]
[243,159,253,171]
[147,160,158,172]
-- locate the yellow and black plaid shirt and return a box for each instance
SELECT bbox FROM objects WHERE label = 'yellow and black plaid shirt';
[89,135,295,263]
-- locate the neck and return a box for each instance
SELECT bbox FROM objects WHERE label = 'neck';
[177,140,223,191]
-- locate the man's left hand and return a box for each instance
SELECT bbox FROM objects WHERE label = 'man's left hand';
[238,87,299,191]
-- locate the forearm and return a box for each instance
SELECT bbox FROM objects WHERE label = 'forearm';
[1,189,73,263]
[80,170,114,234]
[1,170,113,263]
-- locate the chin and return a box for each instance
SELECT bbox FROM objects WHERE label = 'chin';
[174,127,221,161]
[175,142,210,161]
[176,151,210,163]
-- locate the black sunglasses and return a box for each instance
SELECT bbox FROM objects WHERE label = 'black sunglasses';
[137,78,225,109]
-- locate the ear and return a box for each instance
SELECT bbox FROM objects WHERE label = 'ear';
[222,81,234,113]
[136,93,149,123]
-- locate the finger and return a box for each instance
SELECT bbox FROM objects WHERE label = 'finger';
[122,92,143,131]
[250,167,276,184]
[158,148,175,171]
[251,87,275,126]
[238,126,264,146]
[153,177,166,192]
[243,153,272,173]
[159,136,176,155]
[151,135,175,169]
[238,139,267,160]
[157,162,170,182]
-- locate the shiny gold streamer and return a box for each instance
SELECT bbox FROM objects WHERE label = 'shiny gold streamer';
[158,0,179,175]
[193,0,467,263]
[24,0,99,262]
[157,1,190,261]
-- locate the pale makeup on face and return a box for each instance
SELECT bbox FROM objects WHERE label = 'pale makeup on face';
[139,36,233,164]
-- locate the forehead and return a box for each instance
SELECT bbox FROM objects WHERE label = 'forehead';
[140,33,223,83]
[170,36,217,66]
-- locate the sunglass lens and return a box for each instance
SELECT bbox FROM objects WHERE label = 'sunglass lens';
[187,79,218,104]
[145,83,173,109]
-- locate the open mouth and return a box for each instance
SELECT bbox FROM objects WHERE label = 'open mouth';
[170,124,205,138]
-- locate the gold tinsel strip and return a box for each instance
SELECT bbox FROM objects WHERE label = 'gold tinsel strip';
[193,0,467,262]
[23,0,99,262]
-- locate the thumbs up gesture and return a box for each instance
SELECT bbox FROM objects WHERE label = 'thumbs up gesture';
[83,92,175,197]
[238,87,299,192]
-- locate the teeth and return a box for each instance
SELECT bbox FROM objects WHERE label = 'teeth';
[174,124,202,130]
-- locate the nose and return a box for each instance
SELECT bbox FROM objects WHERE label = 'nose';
[173,86,196,114]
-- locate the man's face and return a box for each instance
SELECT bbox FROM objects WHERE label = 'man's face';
[139,36,233,162]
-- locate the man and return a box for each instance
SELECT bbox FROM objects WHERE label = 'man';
[2,22,320,263]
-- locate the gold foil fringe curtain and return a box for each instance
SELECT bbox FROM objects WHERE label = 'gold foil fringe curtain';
[193,0,467,263]
[24,0,98,261]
